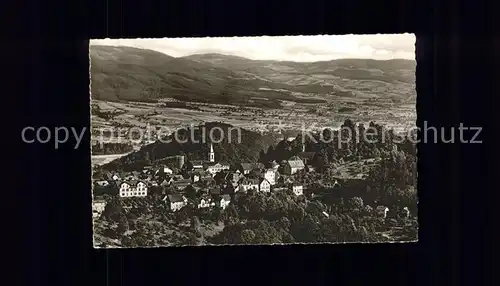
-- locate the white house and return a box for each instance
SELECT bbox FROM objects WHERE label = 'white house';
[263,169,277,185]
[197,197,216,209]
[259,178,271,192]
[206,162,230,176]
[237,178,259,192]
[119,182,130,197]
[92,200,107,218]
[283,156,305,175]
[95,180,109,187]
[220,195,231,209]
[291,183,303,196]
[163,167,173,175]
[119,181,148,198]
[163,194,188,212]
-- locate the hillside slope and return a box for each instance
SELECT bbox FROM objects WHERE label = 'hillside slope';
[101,122,275,171]
[90,46,415,106]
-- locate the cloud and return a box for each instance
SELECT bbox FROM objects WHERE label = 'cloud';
[90,34,415,62]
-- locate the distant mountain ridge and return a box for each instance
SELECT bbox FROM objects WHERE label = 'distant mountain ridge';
[90,45,416,106]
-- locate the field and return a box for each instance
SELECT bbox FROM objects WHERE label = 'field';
[91,98,416,149]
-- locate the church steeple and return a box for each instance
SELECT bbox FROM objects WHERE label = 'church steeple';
[209,143,215,162]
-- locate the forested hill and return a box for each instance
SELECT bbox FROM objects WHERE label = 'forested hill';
[90,45,416,107]
[101,122,277,171]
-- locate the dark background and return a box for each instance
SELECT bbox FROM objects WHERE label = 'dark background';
[7,0,496,285]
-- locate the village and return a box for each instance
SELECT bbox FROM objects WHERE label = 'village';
[92,138,407,225]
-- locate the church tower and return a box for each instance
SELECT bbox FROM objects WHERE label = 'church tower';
[208,143,215,162]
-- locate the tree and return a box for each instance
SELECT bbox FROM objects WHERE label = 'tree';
[102,198,124,222]
[222,204,239,224]
[184,185,198,200]
[191,216,201,233]
[372,148,381,158]
[240,229,256,244]
[347,197,364,210]
[259,149,267,164]
[175,208,190,224]
[116,216,129,235]
[185,232,201,246]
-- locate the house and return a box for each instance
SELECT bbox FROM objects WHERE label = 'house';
[255,162,265,169]
[186,160,205,170]
[119,180,148,197]
[95,180,110,187]
[104,172,121,181]
[236,162,264,174]
[297,152,316,165]
[163,166,173,175]
[269,160,280,171]
[159,178,171,187]
[259,178,271,192]
[291,183,303,196]
[306,165,316,172]
[319,179,341,189]
[192,171,212,183]
[205,162,231,176]
[278,176,294,185]
[163,194,188,212]
[171,179,191,191]
[219,194,231,209]
[237,177,259,192]
[227,172,242,184]
[148,180,159,187]
[376,206,389,219]
[92,200,107,218]
[283,156,305,175]
[237,163,254,174]
[197,197,215,209]
[263,169,277,185]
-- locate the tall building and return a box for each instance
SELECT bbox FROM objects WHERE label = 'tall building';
[209,143,215,162]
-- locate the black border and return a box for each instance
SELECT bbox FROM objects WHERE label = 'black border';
[12,0,495,285]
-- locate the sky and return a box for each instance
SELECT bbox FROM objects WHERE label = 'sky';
[90,34,415,62]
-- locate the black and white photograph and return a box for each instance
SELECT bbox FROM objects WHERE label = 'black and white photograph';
[90,34,418,248]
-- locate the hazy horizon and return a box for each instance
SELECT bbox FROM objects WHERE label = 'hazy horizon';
[90,34,415,62]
